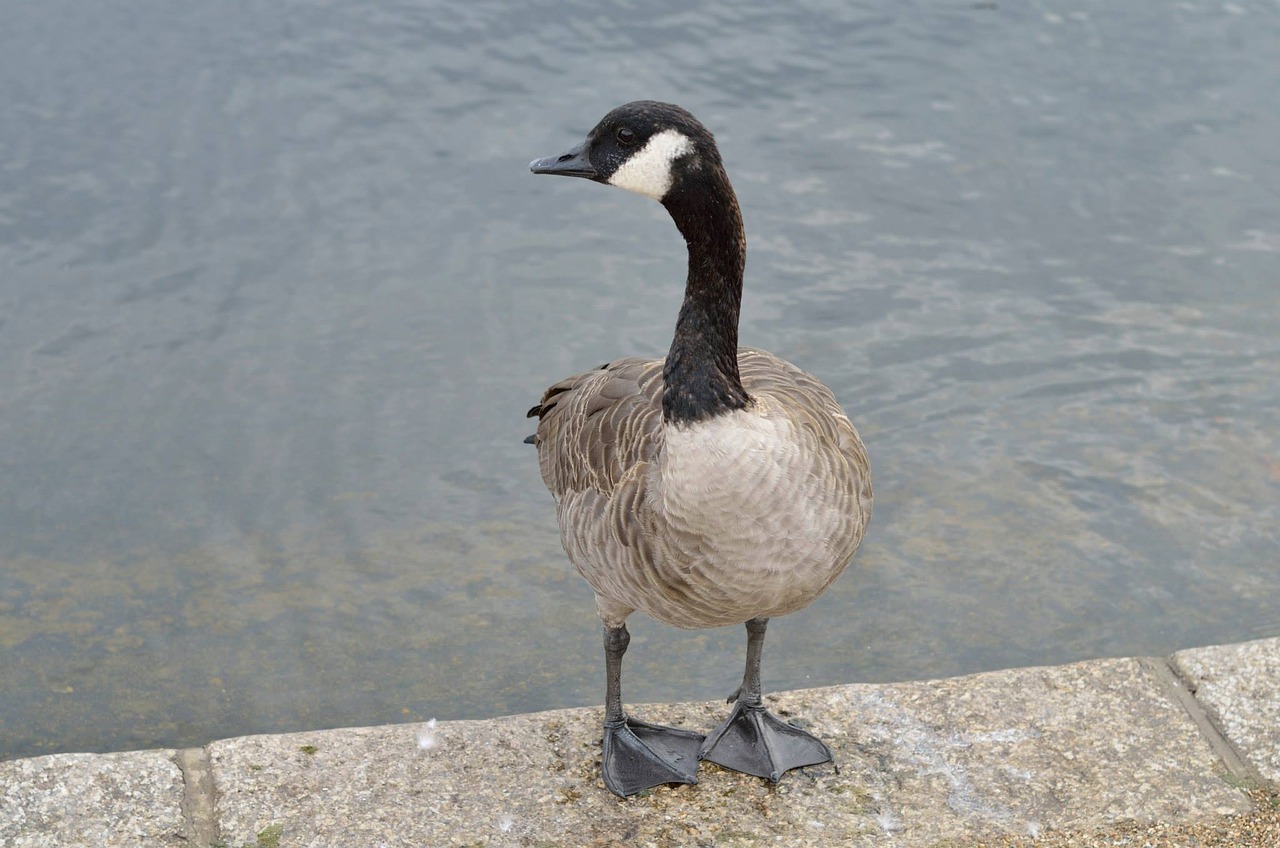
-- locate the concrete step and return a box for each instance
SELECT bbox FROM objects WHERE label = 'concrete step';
[2,636,1276,847]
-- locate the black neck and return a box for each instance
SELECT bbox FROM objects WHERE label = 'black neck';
[660,169,751,424]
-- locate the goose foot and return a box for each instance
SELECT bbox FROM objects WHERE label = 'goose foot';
[601,717,704,797]
[699,701,832,782]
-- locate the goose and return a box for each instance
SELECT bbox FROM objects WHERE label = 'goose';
[526,101,872,798]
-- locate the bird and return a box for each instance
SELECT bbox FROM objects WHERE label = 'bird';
[526,101,872,798]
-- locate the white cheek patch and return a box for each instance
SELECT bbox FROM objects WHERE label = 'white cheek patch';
[607,129,694,200]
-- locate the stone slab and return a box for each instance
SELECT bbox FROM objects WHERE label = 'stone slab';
[0,750,187,848]
[208,657,1249,847]
[1174,636,1280,784]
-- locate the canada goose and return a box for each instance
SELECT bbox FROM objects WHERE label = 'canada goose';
[526,101,872,797]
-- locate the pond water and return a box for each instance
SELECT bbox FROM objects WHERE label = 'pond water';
[2,0,1278,759]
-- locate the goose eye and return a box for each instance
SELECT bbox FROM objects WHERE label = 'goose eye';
[615,126,637,146]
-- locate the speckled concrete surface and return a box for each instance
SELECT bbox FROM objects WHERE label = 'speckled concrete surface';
[2,643,1276,848]
[0,751,187,848]
[1174,636,1280,784]
[207,658,1250,847]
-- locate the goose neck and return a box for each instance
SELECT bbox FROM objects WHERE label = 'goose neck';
[660,177,750,424]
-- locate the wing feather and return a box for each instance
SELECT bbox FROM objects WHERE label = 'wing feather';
[527,357,665,498]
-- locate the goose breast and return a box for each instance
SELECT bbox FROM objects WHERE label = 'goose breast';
[533,348,872,630]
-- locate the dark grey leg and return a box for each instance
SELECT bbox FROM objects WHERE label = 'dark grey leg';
[735,616,770,703]
[603,623,629,724]
[699,618,833,781]
[599,624,703,797]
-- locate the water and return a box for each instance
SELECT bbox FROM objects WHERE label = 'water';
[2,0,1277,760]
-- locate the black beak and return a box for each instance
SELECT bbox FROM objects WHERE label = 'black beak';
[529,140,597,179]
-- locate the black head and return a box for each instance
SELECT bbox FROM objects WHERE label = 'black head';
[529,101,721,201]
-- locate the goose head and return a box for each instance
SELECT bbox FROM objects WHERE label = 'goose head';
[529,101,722,202]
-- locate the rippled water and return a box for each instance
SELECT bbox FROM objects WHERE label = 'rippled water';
[2,1,1278,759]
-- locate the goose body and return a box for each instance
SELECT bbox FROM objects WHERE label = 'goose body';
[534,348,870,631]
[528,101,872,797]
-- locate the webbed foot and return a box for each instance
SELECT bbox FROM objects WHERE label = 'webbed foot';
[602,717,704,797]
[699,700,832,782]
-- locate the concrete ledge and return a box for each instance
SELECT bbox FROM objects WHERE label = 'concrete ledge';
[2,638,1277,847]
[0,751,187,847]
[1173,637,1280,784]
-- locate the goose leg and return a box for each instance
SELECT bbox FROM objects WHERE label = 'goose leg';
[600,623,704,797]
[699,617,833,781]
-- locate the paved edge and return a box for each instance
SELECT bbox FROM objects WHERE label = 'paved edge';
[5,638,1277,845]
[1171,637,1280,785]
[1143,656,1268,789]
[175,747,219,845]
